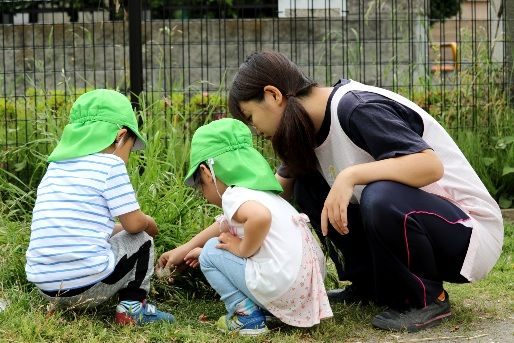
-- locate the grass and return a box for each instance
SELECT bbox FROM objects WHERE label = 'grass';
[0,210,512,342]
[0,45,512,340]
[0,101,512,342]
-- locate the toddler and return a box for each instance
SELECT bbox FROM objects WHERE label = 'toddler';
[159,118,332,335]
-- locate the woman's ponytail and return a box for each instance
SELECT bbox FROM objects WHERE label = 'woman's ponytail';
[272,96,318,176]
[229,51,319,176]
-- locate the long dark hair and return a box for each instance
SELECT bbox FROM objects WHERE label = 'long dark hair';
[228,51,318,176]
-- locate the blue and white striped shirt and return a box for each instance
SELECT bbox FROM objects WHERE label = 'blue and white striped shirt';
[25,153,140,291]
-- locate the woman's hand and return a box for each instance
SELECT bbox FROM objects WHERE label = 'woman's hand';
[216,232,243,257]
[184,247,203,268]
[321,169,355,236]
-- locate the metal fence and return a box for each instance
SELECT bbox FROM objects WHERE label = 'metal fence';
[0,0,511,152]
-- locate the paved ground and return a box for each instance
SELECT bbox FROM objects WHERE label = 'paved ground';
[375,318,514,343]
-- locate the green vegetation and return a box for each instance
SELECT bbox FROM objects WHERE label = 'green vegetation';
[3,61,513,211]
[0,85,512,340]
[0,19,513,339]
[410,28,514,208]
[0,96,512,341]
[1,213,512,342]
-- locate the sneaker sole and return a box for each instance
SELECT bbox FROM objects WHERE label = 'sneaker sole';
[217,326,268,336]
[239,327,269,336]
[411,311,452,332]
[372,311,451,333]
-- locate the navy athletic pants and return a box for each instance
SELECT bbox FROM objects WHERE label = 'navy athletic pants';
[295,171,472,309]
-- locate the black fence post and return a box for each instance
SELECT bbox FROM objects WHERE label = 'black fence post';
[504,0,514,102]
[128,0,143,113]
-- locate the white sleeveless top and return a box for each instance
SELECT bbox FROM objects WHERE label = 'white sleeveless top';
[314,80,503,282]
[221,186,332,327]
[222,187,303,301]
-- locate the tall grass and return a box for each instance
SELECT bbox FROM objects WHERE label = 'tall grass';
[127,103,221,296]
[0,79,512,343]
[453,130,514,208]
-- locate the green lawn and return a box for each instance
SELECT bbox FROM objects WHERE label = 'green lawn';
[1,219,512,343]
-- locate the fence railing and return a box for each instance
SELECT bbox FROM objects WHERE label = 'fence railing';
[0,0,511,152]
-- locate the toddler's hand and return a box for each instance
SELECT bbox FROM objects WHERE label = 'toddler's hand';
[184,247,202,268]
[158,245,188,269]
[216,232,242,257]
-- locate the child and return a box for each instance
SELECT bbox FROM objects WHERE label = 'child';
[25,89,174,325]
[158,118,332,335]
[226,51,504,332]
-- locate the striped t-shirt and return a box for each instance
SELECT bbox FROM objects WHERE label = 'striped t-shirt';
[25,153,140,291]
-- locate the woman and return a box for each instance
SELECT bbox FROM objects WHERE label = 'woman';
[227,50,503,332]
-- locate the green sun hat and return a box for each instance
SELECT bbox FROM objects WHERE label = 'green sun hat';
[47,89,146,162]
[185,118,283,193]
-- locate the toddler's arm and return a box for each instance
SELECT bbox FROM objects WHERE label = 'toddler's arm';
[158,220,221,269]
[217,201,271,258]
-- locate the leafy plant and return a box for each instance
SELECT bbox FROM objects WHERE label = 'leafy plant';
[429,0,464,23]
[401,27,514,208]
[451,131,514,209]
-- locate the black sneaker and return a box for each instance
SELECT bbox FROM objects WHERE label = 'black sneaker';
[327,284,370,305]
[371,291,451,332]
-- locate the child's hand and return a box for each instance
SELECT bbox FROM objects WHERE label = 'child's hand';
[184,247,202,268]
[216,232,243,257]
[158,245,189,269]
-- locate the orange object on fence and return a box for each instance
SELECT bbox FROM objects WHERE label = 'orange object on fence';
[431,42,459,73]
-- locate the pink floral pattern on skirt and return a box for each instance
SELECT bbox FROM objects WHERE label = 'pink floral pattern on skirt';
[264,214,333,327]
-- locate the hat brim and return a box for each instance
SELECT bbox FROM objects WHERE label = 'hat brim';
[124,123,146,151]
[48,122,119,162]
[184,147,283,193]
[184,161,200,187]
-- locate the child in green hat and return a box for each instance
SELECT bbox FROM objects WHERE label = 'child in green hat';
[158,118,333,335]
[25,89,174,325]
